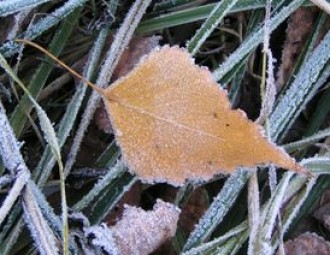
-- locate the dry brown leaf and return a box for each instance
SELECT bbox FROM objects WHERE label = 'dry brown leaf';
[276,8,318,90]
[103,46,307,186]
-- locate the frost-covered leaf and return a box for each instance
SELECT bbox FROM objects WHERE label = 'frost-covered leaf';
[85,199,180,255]
[104,46,307,186]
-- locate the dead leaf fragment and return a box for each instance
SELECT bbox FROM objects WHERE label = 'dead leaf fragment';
[111,199,180,255]
[104,46,307,186]
[278,232,330,255]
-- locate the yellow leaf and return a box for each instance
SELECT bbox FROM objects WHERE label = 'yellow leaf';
[15,40,308,186]
[103,46,308,186]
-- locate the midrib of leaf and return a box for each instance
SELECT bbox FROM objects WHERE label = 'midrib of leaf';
[10,9,81,137]
[114,100,225,141]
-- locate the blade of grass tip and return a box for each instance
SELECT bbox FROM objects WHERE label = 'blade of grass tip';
[64,0,152,177]
[0,0,87,57]
[10,8,81,138]
[0,0,53,17]
[0,54,69,255]
[22,184,59,255]
[182,169,250,251]
[212,0,305,81]
[186,0,239,55]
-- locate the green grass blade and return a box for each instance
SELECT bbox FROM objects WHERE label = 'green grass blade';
[186,0,239,55]
[212,0,305,81]
[182,169,250,251]
[269,30,330,141]
[10,9,81,138]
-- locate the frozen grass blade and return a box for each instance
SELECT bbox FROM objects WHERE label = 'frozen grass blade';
[182,223,247,255]
[22,184,59,255]
[182,169,250,251]
[283,127,330,153]
[270,176,317,254]
[64,0,152,177]
[247,169,260,255]
[212,0,305,82]
[35,26,110,186]
[269,29,330,141]
[0,53,69,255]
[10,9,80,138]
[0,166,30,226]
[300,157,330,174]
[89,172,136,225]
[258,172,294,253]
[72,161,126,212]
[0,0,87,57]
[186,0,239,55]
[138,0,311,33]
[0,101,30,226]
[0,0,52,17]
